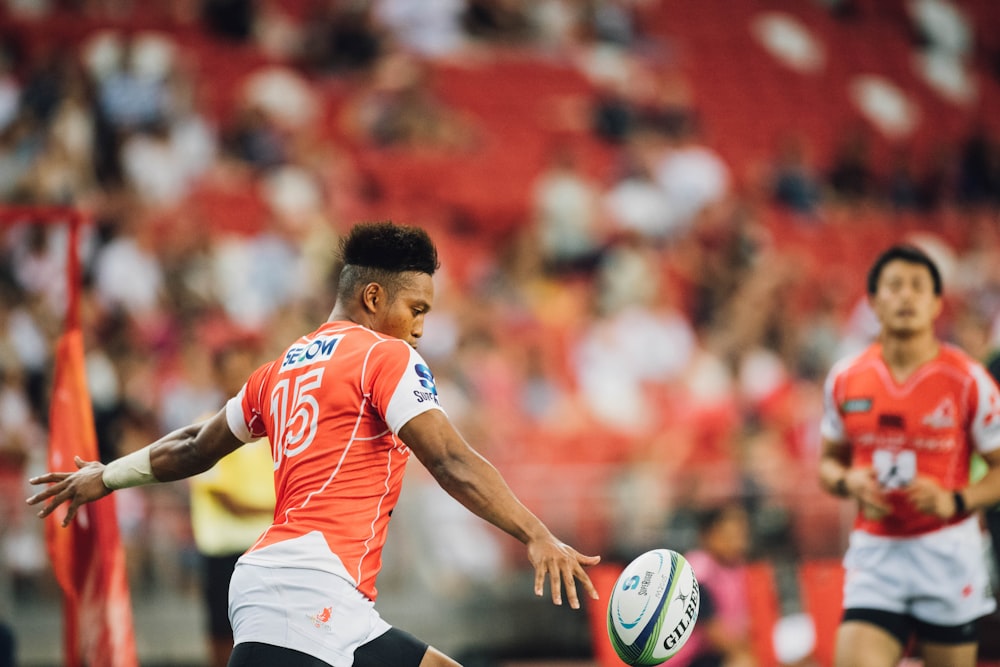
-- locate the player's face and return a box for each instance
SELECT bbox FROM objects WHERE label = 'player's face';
[869,259,941,337]
[375,271,434,348]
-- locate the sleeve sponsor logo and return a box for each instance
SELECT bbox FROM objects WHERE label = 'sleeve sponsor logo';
[413,363,440,404]
[280,335,342,372]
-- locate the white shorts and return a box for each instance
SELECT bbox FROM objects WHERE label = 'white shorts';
[842,516,996,626]
[229,563,391,667]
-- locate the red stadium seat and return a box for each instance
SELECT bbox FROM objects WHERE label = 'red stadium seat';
[586,563,630,666]
[746,561,782,667]
[798,558,845,667]
[185,176,267,236]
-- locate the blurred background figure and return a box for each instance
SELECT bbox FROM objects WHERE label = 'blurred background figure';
[531,142,604,277]
[672,501,757,667]
[0,620,13,667]
[189,339,275,667]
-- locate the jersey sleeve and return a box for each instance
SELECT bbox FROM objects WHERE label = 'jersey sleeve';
[224,360,275,443]
[820,367,847,443]
[364,340,444,434]
[968,363,1000,455]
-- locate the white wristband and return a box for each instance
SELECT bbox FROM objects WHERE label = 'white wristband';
[102,446,158,490]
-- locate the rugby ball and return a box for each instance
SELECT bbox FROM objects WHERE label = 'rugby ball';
[607,549,700,665]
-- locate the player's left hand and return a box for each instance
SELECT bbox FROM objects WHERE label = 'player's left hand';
[905,476,955,518]
[26,456,112,527]
[526,535,601,609]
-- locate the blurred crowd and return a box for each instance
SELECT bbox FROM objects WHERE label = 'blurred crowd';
[0,0,999,613]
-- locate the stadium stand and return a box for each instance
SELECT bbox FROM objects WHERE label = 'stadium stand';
[0,1,999,665]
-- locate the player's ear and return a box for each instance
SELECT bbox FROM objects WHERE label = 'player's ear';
[361,282,382,314]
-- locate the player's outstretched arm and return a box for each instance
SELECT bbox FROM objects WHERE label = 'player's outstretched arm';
[28,409,244,527]
[399,409,601,609]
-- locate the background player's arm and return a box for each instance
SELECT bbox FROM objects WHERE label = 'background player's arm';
[205,488,274,518]
[399,409,600,609]
[819,437,890,514]
[959,448,1000,513]
[28,409,244,526]
[907,449,1000,518]
[909,366,1000,518]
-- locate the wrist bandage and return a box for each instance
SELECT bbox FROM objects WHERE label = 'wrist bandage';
[102,445,158,490]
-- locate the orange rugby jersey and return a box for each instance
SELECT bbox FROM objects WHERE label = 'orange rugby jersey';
[821,343,1000,537]
[224,321,444,600]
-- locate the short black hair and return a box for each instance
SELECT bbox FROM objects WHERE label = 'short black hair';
[866,244,942,296]
[340,221,439,273]
[337,221,440,301]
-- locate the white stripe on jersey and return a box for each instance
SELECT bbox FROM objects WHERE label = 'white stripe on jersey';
[357,445,397,586]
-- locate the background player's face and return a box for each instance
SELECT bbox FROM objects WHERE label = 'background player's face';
[869,259,941,337]
[374,271,434,347]
[703,505,750,567]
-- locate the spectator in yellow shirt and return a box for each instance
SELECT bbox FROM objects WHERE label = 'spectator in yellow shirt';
[190,343,275,667]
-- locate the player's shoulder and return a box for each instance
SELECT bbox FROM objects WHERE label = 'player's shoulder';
[321,321,407,346]
[934,343,999,389]
[827,344,877,380]
[936,342,983,370]
[328,323,425,373]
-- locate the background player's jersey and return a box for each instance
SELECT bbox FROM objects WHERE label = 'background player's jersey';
[224,321,444,599]
[821,343,1000,536]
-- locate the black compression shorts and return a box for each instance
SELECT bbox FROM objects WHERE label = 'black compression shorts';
[843,608,980,646]
[228,642,330,667]
[355,627,429,666]
[227,628,429,667]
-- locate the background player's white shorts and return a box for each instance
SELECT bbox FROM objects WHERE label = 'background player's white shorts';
[229,562,391,667]
[842,516,996,626]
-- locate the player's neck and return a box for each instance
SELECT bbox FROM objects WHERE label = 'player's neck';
[880,330,939,381]
[327,307,359,325]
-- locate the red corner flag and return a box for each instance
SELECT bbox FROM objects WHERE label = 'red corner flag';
[46,214,139,667]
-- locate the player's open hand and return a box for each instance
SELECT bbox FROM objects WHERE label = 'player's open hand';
[526,536,600,610]
[26,457,111,527]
